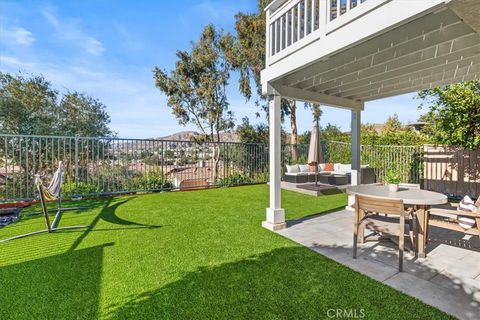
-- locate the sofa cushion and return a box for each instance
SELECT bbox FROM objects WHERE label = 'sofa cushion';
[324,163,334,171]
[318,163,325,171]
[298,164,309,172]
[338,164,352,172]
[285,172,308,176]
[286,164,300,173]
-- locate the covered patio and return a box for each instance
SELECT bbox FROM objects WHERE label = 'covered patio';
[261,0,480,231]
[261,1,480,318]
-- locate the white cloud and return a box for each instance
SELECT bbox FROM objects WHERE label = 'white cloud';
[41,7,105,55]
[2,27,35,46]
[0,55,36,68]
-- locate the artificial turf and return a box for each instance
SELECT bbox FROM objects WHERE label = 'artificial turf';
[0,185,451,319]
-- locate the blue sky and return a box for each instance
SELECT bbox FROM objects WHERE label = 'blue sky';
[1,0,425,138]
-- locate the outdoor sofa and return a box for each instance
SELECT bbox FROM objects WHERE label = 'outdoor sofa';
[283,163,376,185]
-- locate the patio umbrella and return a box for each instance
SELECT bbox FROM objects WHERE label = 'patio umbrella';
[308,121,323,186]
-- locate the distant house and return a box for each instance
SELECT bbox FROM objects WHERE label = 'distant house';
[406,122,428,134]
[366,122,427,134]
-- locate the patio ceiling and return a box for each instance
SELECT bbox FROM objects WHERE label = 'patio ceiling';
[274,7,480,102]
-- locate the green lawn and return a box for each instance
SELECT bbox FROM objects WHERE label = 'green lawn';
[0,185,450,319]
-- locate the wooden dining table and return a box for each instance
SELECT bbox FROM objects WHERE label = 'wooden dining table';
[346,185,448,258]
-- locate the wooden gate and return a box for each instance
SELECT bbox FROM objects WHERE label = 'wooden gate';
[423,145,480,198]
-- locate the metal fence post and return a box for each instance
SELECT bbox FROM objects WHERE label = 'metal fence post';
[223,142,226,187]
[160,140,164,192]
[74,134,79,196]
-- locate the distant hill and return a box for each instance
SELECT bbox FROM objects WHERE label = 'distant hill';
[157,131,239,142]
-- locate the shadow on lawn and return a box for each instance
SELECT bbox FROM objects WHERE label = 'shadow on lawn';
[106,247,451,320]
[0,243,113,320]
[68,198,162,251]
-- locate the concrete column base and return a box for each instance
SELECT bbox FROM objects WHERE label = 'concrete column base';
[345,195,355,211]
[262,220,287,231]
[263,207,286,230]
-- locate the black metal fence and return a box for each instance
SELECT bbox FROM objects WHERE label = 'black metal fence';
[0,134,423,202]
[0,134,270,201]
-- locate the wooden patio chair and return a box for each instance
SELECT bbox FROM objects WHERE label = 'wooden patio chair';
[427,197,480,238]
[353,195,414,272]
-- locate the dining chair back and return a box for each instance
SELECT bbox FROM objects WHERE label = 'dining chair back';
[353,195,406,271]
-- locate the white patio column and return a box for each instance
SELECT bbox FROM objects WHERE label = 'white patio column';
[351,109,361,186]
[347,109,361,210]
[263,93,286,231]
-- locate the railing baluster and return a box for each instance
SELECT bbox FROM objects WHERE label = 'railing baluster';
[336,0,340,19]
[327,0,332,22]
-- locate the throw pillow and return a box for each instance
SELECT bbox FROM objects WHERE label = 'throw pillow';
[286,164,300,173]
[324,163,334,171]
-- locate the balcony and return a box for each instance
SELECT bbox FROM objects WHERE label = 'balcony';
[261,0,480,104]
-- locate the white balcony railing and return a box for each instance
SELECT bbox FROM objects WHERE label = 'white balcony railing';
[266,0,388,65]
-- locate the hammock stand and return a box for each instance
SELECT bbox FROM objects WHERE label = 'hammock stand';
[0,162,89,243]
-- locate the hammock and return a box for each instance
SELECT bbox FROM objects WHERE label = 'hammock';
[0,161,89,243]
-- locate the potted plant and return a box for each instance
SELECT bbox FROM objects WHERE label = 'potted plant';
[385,170,401,192]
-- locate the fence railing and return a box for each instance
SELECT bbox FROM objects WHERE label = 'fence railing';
[0,134,269,201]
[0,134,425,202]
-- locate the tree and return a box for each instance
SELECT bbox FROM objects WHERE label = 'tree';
[322,123,349,142]
[236,117,268,144]
[0,72,113,178]
[0,72,57,135]
[0,72,112,137]
[361,114,426,146]
[229,1,301,160]
[311,103,322,123]
[418,81,480,149]
[58,92,112,137]
[229,0,270,100]
[153,24,236,179]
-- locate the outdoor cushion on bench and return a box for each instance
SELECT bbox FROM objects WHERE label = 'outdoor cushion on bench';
[285,164,300,173]
[428,196,479,237]
[298,164,309,172]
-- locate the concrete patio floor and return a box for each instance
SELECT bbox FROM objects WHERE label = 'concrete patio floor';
[277,209,480,320]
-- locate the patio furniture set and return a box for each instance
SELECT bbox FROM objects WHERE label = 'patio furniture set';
[284,163,376,185]
[348,185,480,271]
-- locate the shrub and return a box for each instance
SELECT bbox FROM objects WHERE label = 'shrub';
[217,173,253,186]
[133,173,173,191]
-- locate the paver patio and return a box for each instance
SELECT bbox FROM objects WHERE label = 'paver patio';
[277,209,480,320]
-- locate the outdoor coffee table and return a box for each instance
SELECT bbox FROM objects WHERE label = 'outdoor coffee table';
[346,185,448,258]
[319,174,349,185]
